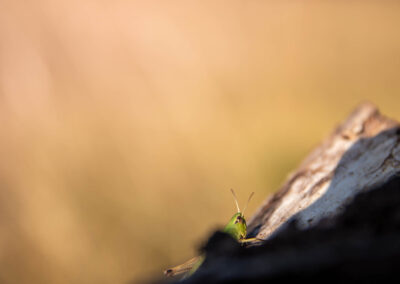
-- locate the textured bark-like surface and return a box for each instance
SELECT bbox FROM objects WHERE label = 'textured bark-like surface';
[156,103,400,284]
[178,175,400,284]
[247,102,400,239]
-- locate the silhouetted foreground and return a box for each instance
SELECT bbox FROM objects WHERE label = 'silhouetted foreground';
[154,103,400,284]
[170,176,400,283]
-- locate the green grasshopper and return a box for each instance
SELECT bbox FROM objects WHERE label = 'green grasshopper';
[164,189,259,278]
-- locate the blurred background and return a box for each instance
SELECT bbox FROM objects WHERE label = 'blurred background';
[0,0,400,283]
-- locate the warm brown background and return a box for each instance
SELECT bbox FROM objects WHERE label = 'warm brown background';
[0,1,400,283]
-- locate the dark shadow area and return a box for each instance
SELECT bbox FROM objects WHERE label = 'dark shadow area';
[155,126,400,283]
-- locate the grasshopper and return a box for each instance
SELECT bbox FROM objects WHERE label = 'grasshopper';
[164,189,260,278]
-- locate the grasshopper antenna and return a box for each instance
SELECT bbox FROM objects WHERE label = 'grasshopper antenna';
[242,192,254,217]
[230,189,241,213]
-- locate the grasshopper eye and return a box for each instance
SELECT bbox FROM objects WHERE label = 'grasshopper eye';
[234,216,242,224]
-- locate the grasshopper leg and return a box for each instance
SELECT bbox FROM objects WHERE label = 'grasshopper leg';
[239,237,263,244]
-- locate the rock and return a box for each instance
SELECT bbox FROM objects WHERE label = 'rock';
[159,103,400,283]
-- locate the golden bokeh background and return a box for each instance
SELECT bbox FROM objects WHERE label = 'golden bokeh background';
[0,1,400,283]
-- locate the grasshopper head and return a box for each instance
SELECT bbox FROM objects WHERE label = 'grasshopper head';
[223,212,247,240]
[223,190,254,241]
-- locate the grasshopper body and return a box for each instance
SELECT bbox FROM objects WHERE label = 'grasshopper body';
[164,190,258,278]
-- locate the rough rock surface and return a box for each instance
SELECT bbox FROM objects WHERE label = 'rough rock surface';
[248,102,400,240]
[158,103,400,283]
[180,175,400,283]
